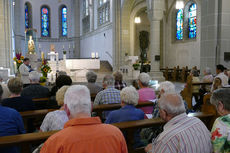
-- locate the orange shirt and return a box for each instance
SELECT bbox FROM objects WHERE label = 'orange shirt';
[40,117,128,153]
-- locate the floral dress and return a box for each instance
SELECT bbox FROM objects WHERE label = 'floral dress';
[211,114,230,153]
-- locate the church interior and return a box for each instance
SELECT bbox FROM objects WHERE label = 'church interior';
[0,0,230,153]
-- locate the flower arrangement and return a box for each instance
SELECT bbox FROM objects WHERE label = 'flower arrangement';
[133,62,140,70]
[13,53,24,70]
[40,59,51,77]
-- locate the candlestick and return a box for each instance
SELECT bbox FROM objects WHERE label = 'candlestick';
[39,44,41,49]
[69,44,71,49]
[41,52,44,61]
[91,52,95,59]
[14,61,17,73]
[96,52,98,58]
[63,45,64,49]
[73,43,75,49]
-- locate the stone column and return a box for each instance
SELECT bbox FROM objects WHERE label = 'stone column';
[147,0,165,81]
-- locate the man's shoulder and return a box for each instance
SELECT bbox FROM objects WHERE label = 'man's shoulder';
[0,106,20,117]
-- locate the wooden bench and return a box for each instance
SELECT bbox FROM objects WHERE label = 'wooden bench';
[93,101,155,121]
[0,112,215,153]
[181,75,212,109]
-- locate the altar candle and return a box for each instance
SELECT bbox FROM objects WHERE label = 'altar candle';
[96,52,98,58]
[56,53,59,61]
[39,44,41,49]
[41,52,44,61]
[91,52,95,59]
[69,44,71,49]
[73,43,75,49]
[14,61,17,72]
[63,45,64,49]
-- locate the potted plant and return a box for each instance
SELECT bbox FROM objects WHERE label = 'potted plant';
[133,63,140,70]
[40,76,47,86]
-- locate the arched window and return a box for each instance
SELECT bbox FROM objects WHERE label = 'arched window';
[41,6,50,37]
[188,3,197,39]
[61,6,67,36]
[25,2,32,29]
[176,9,183,40]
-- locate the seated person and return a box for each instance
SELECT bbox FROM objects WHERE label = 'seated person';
[210,88,230,153]
[211,64,228,91]
[50,75,72,97]
[1,77,35,112]
[85,71,103,95]
[0,84,26,153]
[40,86,69,132]
[138,73,156,114]
[106,86,145,148]
[145,93,212,153]
[113,70,127,90]
[40,85,128,153]
[21,71,49,99]
[211,77,222,92]
[94,75,121,118]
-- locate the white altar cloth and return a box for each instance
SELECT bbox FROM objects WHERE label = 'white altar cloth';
[65,59,100,70]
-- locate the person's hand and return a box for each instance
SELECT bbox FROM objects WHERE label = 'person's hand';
[145,143,152,153]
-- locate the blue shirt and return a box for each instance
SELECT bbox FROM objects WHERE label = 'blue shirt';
[105,105,145,148]
[0,105,26,153]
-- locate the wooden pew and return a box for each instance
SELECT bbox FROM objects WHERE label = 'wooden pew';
[181,75,212,109]
[93,101,155,121]
[0,112,215,153]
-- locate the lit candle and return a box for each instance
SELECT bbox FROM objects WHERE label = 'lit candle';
[14,61,17,72]
[41,52,44,61]
[91,52,95,59]
[96,52,98,58]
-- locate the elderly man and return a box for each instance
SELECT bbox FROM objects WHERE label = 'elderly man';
[210,88,230,153]
[145,93,212,153]
[86,71,102,95]
[41,85,128,153]
[19,58,33,87]
[138,73,156,114]
[0,84,26,153]
[21,71,49,99]
[106,86,145,148]
[94,75,121,118]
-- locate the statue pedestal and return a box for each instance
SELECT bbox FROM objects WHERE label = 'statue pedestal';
[26,53,39,70]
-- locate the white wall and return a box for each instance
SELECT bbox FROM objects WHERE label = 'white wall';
[80,27,113,64]
[164,0,201,69]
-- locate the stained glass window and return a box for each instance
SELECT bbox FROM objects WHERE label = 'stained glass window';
[61,7,67,36]
[25,3,31,29]
[176,9,183,40]
[188,3,197,39]
[98,0,110,25]
[41,7,50,37]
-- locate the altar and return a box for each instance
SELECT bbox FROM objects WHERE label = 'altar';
[66,59,100,70]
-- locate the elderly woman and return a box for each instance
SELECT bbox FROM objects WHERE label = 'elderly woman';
[1,77,35,112]
[113,70,127,90]
[106,86,145,148]
[86,71,103,95]
[202,67,214,83]
[210,88,230,153]
[40,86,69,132]
[138,73,156,114]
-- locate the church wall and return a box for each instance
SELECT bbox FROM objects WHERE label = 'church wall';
[14,0,79,59]
[80,26,113,65]
[79,0,114,65]
[164,0,201,69]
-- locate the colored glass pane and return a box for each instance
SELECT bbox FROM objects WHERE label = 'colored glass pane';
[41,7,49,37]
[62,7,67,36]
[176,9,183,40]
[189,3,197,39]
[25,4,29,29]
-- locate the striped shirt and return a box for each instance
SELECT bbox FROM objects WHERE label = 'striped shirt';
[152,113,212,153]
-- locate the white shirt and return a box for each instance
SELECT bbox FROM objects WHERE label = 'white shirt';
[152,113,212,153]
[19,63,30,84]
[215,72,229,87]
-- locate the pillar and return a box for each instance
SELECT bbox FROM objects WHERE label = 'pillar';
[147,0,165,81]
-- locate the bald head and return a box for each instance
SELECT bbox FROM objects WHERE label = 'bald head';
[158,93,186,116]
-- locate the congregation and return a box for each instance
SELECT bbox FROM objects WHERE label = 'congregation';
[0,59,230,153]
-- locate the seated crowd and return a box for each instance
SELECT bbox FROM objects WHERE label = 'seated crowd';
[0,64,230,153]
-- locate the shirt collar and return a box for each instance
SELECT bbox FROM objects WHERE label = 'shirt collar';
[163,113,187,130]
[64,117,102,128]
